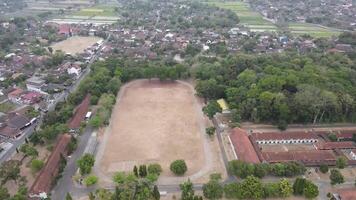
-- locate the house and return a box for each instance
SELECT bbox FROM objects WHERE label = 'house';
[7,113,30,130]
[20,91,42,105]
[26,76,46,93]
[8,88,24,103]
[0,113,30,139]
[29,134,72,199]
[58,24,72,37]
[67,64,82,76]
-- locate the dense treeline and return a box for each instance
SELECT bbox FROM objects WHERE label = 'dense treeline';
[228,160,306,178]
[194,52,356,127]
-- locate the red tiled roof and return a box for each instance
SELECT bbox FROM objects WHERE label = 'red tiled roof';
[251,131,318,141]
[22,92,42,100]
[8,88,23,97]
[68,94,90,129]
[262,150,336,165]
[230,128,260,163]
[58,24,71,34]
[30,134,71,196]
[338,188,356,200]
[0,126,18,138]
[315,141,356,150]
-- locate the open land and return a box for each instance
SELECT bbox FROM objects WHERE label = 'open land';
[205,1,278,32]
[98,80,206,177]
[51,36,101,54]
[205,1,339,37]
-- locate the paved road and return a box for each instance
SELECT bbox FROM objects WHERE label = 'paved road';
[0,124,37,163]
[51,126,93,200]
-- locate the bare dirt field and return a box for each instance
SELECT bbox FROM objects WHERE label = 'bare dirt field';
[98,80,206,177]
[51,36,101,54]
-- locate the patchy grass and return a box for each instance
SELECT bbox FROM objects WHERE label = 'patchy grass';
[0,102,16,113]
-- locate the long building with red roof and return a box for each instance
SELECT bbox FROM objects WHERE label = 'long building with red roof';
[229,128,260,163]
[29,134,72,199]
[315,141,356,150]
[250,131,319,145]
[262,150,336,166]
[68,94,91,130]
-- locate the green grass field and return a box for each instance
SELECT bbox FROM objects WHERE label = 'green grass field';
[74,5,118,17]
[205,1,278,32]
[204,1,339,37]
[288,23,340,37]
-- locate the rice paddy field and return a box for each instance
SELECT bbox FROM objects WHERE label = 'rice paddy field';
[288,23,340,37]
[74,5,118,17]
[205,1,340,37]
[47,5,120,25]
[205,1,277,32]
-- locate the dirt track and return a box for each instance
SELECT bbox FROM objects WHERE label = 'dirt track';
[99,80,206,177]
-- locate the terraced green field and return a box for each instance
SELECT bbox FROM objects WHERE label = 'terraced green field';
[205,1,340,37]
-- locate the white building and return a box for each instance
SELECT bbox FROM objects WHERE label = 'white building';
[26,76,45,93]
[350,150,356,160]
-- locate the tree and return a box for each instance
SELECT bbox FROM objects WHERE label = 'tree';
[133,165,138,177]
[0,160,21,184]
[293,177,307,195]
[148,163,162,175]
[195,79,224,100]
[202,178,223,199]
[139,165,147,177]
[170,160,187,176]
[330,169,344,185]
[65,193,73,200]
[205,127,216,137]
[153,185,160,200]
[30,159,44,173]
[19,144,38,158]
[328,133,337,142]
[84,175,98,186]
[202,101,222,119]
[0,187,10,200]
[319,164,329,173]
[278,179,293,198]
[304,181,319,199]
[180,179,195,200]
[77,154,95,175]
[240,176,264,199]
[336,157,347,169]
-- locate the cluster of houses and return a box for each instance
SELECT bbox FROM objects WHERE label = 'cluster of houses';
[229,128,356,166]
[251,0,356,30]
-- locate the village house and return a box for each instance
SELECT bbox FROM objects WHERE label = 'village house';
[7,88,24,103]
[26,76,46,93]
